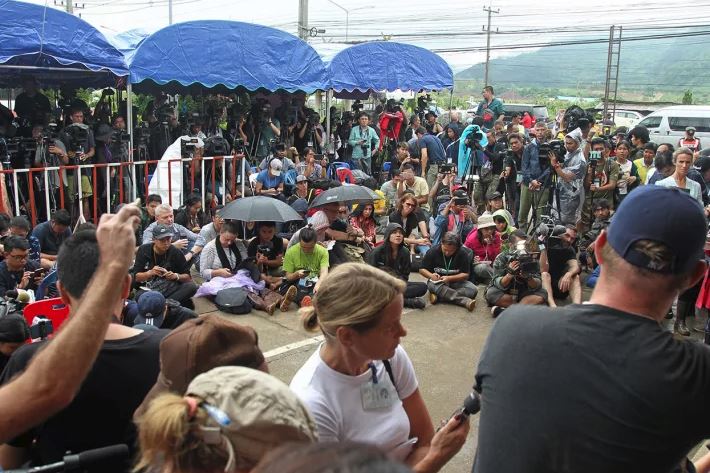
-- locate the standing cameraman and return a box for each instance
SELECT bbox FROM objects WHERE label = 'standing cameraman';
[551,128,587,226]
[472,129,506,215]
[61,108,95,220]
[484,229,547,317]
[254,103,281,160]
[518,121,552,230]
[501,133,524,225]
[31,125,68,222]
[294,111,323,155]
[348,112,380,175]
[580,138,619,234]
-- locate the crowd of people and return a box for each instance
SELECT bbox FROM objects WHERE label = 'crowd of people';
[1,81,710,473]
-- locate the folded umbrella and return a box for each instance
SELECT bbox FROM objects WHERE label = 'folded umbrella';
[220,196,303,222]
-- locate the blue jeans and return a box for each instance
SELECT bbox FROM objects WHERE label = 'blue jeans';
[416,244,431,255]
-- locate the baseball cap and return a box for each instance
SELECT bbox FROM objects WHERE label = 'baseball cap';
[186,366,318,468]
[270,159,283,176]
[135,291,166,327]
[296,174,307,183]
[153,223,175,240]
[487,191,503,201]
[607,185,707,274]
[134,314,265,418]
[687,126,696,132]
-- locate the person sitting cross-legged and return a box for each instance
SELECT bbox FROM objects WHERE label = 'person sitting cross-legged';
[485,230,547,318]
[419,231,477,312]
[132,223,198,309]
[280,225,329,311]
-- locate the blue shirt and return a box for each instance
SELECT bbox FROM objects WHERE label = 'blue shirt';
[31,221,71,256]
[256,169,284,190]
[418,134,446,165]
[521,140,551,185]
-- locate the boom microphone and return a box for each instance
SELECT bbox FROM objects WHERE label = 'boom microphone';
[5,444,129,473]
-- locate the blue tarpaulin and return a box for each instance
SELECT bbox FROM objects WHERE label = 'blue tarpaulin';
[0,0,128,79]
[128,20,330,92]
[328,41,453,93]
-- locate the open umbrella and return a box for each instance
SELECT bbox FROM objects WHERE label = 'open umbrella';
[220,196,303,222]
[309,184,381,209]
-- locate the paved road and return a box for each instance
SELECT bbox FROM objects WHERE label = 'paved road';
[192,281,708,473]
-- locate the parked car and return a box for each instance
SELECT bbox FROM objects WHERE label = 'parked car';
[611,110,644,129]
[637,106,710,145]
[501,103,549,123]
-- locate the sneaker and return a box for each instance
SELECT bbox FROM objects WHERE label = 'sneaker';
[280,285,297,312]
[466,298,476,312]
[491,306,504,318]
[428,292,438,305]
[300,295,312,308]
[409,297,426,310]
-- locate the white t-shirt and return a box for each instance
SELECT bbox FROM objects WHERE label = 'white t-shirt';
[290,344,418,459]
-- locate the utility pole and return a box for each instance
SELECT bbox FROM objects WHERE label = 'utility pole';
[483,5,499,87]
[298,0,309,41]
[54,0,84,15]
[168,0,173,25]
[66,0,73,14]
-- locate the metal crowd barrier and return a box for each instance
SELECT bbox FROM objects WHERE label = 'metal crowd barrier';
[0,155,242,226]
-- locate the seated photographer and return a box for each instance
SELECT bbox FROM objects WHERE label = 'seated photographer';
[389,194,431,256]
[142,204,199,260]
[464,213,501,285]
[579,199,611,269]
[485,230,547,318]
[280,226,329,311]
[432,189,477,246]
[419,231,477,311]
[540,225,582,307]
[397,164,431,216]
[174,194,209,233]
[580,138,619,233]
[380,169,403,214]
[368,223,427,309]
[8,216,42,266]
[349,203,377,247]
[0,236,42,297]
[492,209,516,252]
[247,221,288,284]
[133,224,198,309]
[255,159,286,200]
[297,147,325,181]
[123,291,197,330]
[31,209,72,269]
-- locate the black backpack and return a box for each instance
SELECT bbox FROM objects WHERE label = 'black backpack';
[214,287,253,314]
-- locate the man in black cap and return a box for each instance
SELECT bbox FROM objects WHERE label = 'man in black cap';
[472,185,709,473]
[124,290,197,330]
[132,223,197,309]
[424,111,443,136]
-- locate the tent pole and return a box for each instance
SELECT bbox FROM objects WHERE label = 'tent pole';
[325,90,331,157]
[127,82,136,201]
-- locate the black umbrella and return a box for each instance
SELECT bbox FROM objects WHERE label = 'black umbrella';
[309,184,382,209]
[220,196,303,222]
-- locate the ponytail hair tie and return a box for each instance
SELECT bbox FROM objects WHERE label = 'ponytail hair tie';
[184,396,199,419]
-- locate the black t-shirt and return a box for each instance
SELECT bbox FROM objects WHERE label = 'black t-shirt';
[473,303,710,473]
[389,210,426,238]
[546,246,576,280]
[14,92,51,125]
[1,329,167,472]
[422,245,471,276]
[31,221,72,256]
[132,243,190,286]
[247,235,284,258]
[0,260,40,296]
[505,150,523,183]
[483,142,506,175]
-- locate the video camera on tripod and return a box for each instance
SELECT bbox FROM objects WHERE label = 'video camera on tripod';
[415,94,432,116]
[63,124,90,163]
[351,100,364,114]
[537,139,565,168]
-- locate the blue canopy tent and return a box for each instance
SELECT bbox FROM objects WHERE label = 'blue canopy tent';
[127,20,330,93]
[327,41,453,93]
[0,0,128,86]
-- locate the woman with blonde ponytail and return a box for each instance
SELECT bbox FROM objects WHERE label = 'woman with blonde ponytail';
[135,366,317,473]
[290,263,469,473]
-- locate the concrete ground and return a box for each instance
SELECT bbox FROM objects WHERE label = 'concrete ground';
[191,274,710,473]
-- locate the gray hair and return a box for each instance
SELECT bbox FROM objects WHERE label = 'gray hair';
[155,203,173,217]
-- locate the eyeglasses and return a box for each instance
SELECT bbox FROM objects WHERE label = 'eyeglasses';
[7,254,28,261]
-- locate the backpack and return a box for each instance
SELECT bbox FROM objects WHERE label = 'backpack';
[214,287,253,314]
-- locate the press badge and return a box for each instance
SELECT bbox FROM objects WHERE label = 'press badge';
[361,363,397,410]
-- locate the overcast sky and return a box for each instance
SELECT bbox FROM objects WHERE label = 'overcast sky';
[23,0,709,71]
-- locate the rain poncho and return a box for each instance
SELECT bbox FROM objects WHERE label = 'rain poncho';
[557,129,587,225]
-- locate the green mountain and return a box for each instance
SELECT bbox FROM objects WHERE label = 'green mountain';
[455,32,710,99]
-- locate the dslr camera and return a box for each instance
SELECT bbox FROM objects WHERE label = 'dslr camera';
[464,128,484,149]
[508,240,540,278]
[257,245,274,260]
[439,163,454,174]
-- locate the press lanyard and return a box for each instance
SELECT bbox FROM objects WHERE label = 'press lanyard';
[443,255,453,273]
[368,362,378,383]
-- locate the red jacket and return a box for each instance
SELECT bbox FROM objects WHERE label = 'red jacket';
[464,228,501,263]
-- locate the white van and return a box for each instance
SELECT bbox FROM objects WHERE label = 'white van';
[637,105,710,145]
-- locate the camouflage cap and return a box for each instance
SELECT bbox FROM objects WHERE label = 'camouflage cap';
[187,366,318,468]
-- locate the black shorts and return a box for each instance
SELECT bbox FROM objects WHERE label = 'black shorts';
[551,275,569,300]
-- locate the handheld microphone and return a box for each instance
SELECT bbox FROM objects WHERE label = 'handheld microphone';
[460,391,481,419]
[5,444,129,473]
[5,289,30,304]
